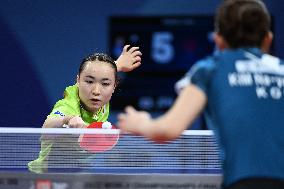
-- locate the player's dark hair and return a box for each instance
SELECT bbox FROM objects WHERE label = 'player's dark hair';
[215,0,271,48]
[79,53,118,85]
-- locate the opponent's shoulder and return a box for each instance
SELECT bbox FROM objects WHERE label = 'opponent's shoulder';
[188,54,218,80]
[175,55,216,94]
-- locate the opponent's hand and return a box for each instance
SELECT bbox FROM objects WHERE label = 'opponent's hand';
[115,45,142,72]
[66,116,87,128]
[117,106,151,135]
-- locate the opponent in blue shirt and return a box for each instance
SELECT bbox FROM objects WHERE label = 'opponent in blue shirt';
[117,1,284,188]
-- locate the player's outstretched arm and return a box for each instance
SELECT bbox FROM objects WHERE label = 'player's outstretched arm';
[43,116,86,128]
[115,45,142,72]
[117,84,207,142]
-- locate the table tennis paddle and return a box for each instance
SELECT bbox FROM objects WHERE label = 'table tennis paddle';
[78,121,119,153]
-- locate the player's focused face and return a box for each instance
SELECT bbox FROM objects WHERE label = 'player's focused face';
[77,61,116,112]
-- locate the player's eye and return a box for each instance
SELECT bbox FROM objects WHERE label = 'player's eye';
[85,80,93,84]
[102,83,111,86]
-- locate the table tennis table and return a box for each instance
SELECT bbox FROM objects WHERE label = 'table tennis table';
[0,128,222,189]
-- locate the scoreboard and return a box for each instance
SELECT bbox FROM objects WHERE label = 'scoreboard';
[109,16,215,112]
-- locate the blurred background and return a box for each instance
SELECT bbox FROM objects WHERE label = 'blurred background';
[0,0,283,128]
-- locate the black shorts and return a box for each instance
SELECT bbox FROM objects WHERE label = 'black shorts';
[224,178,284,189]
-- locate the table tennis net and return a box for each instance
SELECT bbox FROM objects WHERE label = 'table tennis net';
[0,128,221,174]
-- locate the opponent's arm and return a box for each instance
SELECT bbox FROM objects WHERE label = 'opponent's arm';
[118,84,207,142]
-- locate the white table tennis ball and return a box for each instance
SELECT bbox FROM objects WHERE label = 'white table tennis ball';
[102,121,112,129]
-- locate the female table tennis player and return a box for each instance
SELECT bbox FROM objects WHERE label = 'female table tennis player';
[28,45,142,173]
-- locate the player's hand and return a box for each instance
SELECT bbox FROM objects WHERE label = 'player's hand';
[67,116,87,128]
[117,106,151,135]
[115,45,142,72]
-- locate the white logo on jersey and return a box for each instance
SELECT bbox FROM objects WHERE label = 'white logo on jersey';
[235,52,284,75]
[228,52,284,100]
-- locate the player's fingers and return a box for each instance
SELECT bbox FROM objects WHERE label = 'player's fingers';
[69,121,85,128]
[131,51,142,57]
[68,123,77,128]
[135,56,141,62]
[125,106,137,114]
[128,47,139,53]
[131,62,141,69]
[81,123,88,128]
[122,44,130,53]
[117,113,126,122]
[75,123,83,128]
[117,114,128,130]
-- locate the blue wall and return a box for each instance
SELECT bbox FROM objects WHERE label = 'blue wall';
[0,0,283,127]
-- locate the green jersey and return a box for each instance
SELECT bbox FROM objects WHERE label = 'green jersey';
[28,84,110,173]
